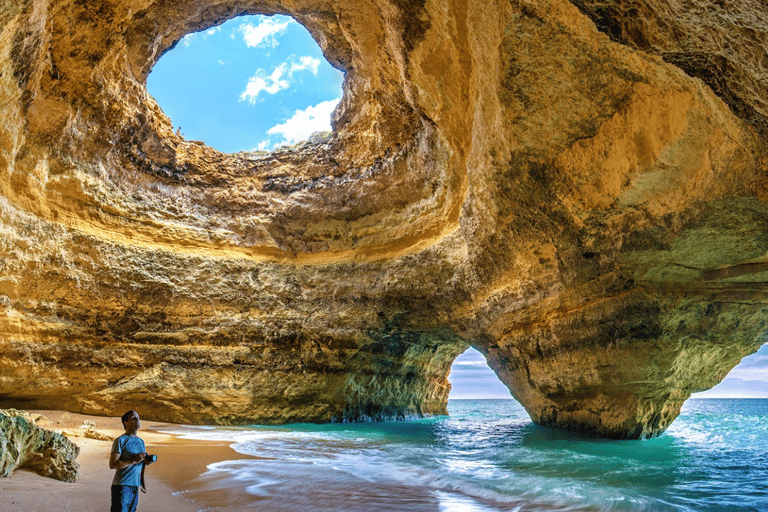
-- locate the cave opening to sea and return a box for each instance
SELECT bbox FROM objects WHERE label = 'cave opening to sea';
[448,347,513,400]
[146,14,344,154]
[691,342,768,399]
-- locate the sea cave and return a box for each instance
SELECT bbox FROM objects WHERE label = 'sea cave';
[0,0,767,448]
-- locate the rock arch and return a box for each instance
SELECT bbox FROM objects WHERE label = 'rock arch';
[0,0,767,438]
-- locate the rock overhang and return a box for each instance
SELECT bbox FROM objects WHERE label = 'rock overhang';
[17,0,463,261]
[0,0,767,439]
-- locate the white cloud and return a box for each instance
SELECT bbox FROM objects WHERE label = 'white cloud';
[180,33,197,47]
[240,17,292,48]
[267,98,339,145]
[290,56,321,75]
[240,64,290,103]
[239,56,322,104]
[722,367,768,383]
[452,360,492,368]
[180,26,221,47]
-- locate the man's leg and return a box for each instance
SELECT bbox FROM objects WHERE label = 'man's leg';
[125,485,139,512]
[110,485,122,512]
[110,485,139,512]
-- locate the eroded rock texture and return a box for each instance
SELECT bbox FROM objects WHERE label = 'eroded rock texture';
[0,0,766,438]
[0,409,80,481]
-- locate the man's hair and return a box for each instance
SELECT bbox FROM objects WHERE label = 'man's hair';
[121,409,138,429]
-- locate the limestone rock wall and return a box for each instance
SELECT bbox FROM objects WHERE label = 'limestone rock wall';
[0,409,80,482]
[0,0,766,438]
[573,0,768,141]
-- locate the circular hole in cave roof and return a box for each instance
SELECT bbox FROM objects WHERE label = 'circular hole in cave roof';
[147,14,344,154]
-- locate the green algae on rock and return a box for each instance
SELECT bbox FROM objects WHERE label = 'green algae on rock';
[0,410,80,482]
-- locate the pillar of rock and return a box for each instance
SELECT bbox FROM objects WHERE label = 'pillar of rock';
[0,0,766,438]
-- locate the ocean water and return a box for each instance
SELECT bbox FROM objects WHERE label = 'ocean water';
[164,399,768,512]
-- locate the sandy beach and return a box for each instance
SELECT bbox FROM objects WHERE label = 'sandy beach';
[0,409,499,512]
[0,410,248,512]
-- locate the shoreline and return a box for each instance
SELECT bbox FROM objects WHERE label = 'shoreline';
[0,408,526,512]
[2,401,764,512]
[0,406,588,512]
[0,409,246,512]
[0,407,567,512]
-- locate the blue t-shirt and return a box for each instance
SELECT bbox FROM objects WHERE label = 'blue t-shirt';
[111,434,146,486]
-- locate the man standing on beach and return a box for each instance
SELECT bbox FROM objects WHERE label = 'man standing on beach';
[109,410,150,512]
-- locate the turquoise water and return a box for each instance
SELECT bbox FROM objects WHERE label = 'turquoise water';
[167,399,768,511]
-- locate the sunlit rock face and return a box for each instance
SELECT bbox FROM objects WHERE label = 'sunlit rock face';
[0,0,766,438]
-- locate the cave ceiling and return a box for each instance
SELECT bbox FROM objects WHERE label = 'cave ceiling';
[0,0,767,438]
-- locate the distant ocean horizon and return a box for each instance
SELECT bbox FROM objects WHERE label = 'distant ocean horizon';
[163,398,768,511]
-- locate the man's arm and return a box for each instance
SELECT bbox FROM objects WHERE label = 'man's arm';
[109,451,145,470]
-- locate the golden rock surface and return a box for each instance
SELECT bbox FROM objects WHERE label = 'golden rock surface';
[0,0,767,438]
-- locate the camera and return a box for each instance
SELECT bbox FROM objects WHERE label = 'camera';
[145,454,158,463]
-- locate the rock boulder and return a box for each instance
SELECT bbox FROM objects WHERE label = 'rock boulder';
[0,410,80,482]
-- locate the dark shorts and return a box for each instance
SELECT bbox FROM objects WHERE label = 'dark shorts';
[110,485,139,512]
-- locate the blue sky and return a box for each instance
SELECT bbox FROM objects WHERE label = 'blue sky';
[147,15,768,401]
[449,345,768,400]
[448,349,513,399]
[147,14,343,153]
[691,343,768,398]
